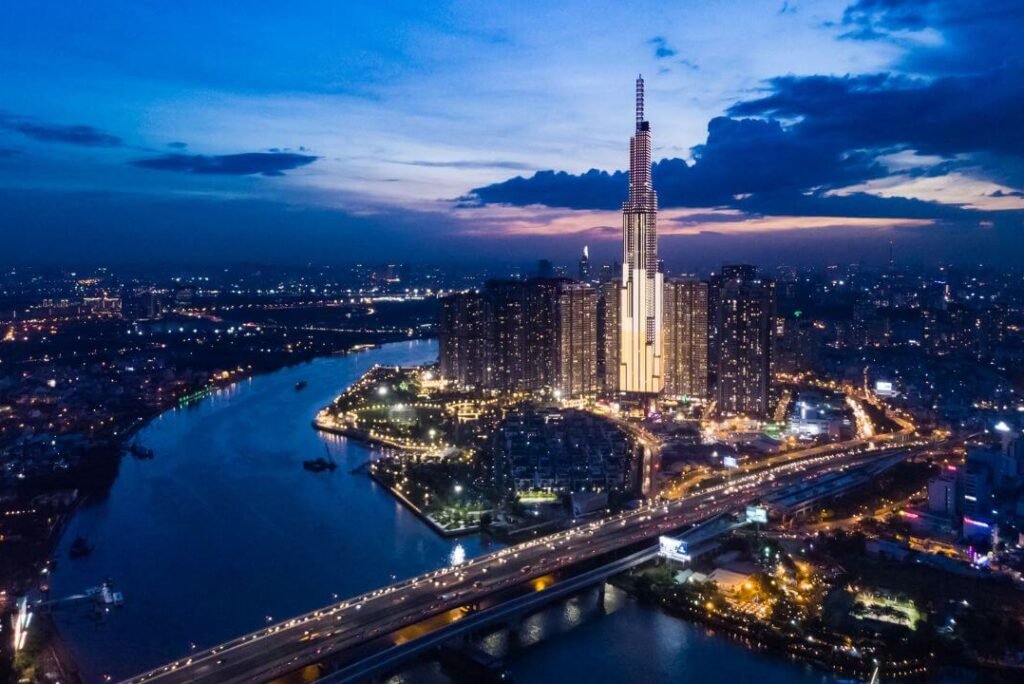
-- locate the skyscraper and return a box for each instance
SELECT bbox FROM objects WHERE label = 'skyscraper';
[439,292,489,387]
[713,265,775,418]
[524,278,562,391]
[598,280,621,393]
[556,283,599,398]
[578,245,592,281]
[618,75,663,397]
[486,280,529,392]
[663,279,708,399]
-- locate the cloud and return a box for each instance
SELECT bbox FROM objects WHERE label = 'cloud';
[0,113,122,146]
[728,71,1024,160]
[0,147,21,158]
[840,0,931,40]
[390,159,535,171]
[649,36,677,59]
[838,1,1024,75]
[132,152,318,176]
[468,115,889,211]
[167,141,188,149]
[470,0,1024,227]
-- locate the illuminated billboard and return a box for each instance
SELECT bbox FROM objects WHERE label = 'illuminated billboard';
[745,506,768,524]
[658,536,691,564]
[723,455,738,469]
[874,380,896,397]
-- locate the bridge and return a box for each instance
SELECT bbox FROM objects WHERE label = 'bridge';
[120,438,928,684]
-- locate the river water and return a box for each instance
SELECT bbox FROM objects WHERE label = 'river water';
[49,339,834,683]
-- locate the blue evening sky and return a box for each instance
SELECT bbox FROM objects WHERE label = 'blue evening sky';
[1,1,1021,265]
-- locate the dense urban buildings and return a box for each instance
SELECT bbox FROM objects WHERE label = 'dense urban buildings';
[438,79,703,408]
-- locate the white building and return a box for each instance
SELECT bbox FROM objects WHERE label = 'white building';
[617,75,664,398]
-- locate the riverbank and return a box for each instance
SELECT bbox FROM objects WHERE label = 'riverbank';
[42,340,502,682]
[611,569,931,681]
[367,469,482,537]
[4,340,432,682]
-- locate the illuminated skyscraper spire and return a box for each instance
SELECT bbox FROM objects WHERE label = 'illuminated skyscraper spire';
[618,74,663,397]
[636,74,645,128]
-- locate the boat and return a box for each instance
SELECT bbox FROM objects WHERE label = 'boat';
[295,380,308,391]
[129,442,155,459]
[303,444,338,472]
[69,536,93,558]
[303,457,336,472]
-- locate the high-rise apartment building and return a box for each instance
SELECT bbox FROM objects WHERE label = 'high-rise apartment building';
[524,278,562,391]
[556,283,599,398]
[598,280,621,393]
[485,280,529,392]
[713,265,775,418]
[663,279,708,399]
[439,292,489,387]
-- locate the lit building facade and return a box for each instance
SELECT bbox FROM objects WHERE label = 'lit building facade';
[556,283,599,397]
[578,245,592,281]
[618,75,663,396]
[439,292,489,387]
[713,265,775,418]
[663,279,708,399]
[598,280,621,392]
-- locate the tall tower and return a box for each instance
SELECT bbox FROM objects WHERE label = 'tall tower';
[578,245,592,281]
[618,75,664,396]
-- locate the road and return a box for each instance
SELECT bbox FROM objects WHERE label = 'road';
[119,438,929,684]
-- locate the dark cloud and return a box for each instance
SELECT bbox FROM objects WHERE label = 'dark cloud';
[0,113,122,146]
[469,168,624,210]
[132,152,318,176]
[729,70,1024,160]
[0,147,21,158]
[649,37,677,59]
[839,0,1024,75]
[470,115,888,211]
[734,190,979,221]
[167,141,188,149]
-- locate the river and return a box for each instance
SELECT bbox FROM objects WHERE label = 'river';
[49,339,836,683]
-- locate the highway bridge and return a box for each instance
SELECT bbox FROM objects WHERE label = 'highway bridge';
[120,439,927,684]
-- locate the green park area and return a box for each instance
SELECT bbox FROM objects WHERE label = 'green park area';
[322,365,454,450]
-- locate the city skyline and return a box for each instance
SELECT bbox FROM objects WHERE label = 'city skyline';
[4,5,1024,682]
[2,1,1023,266]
